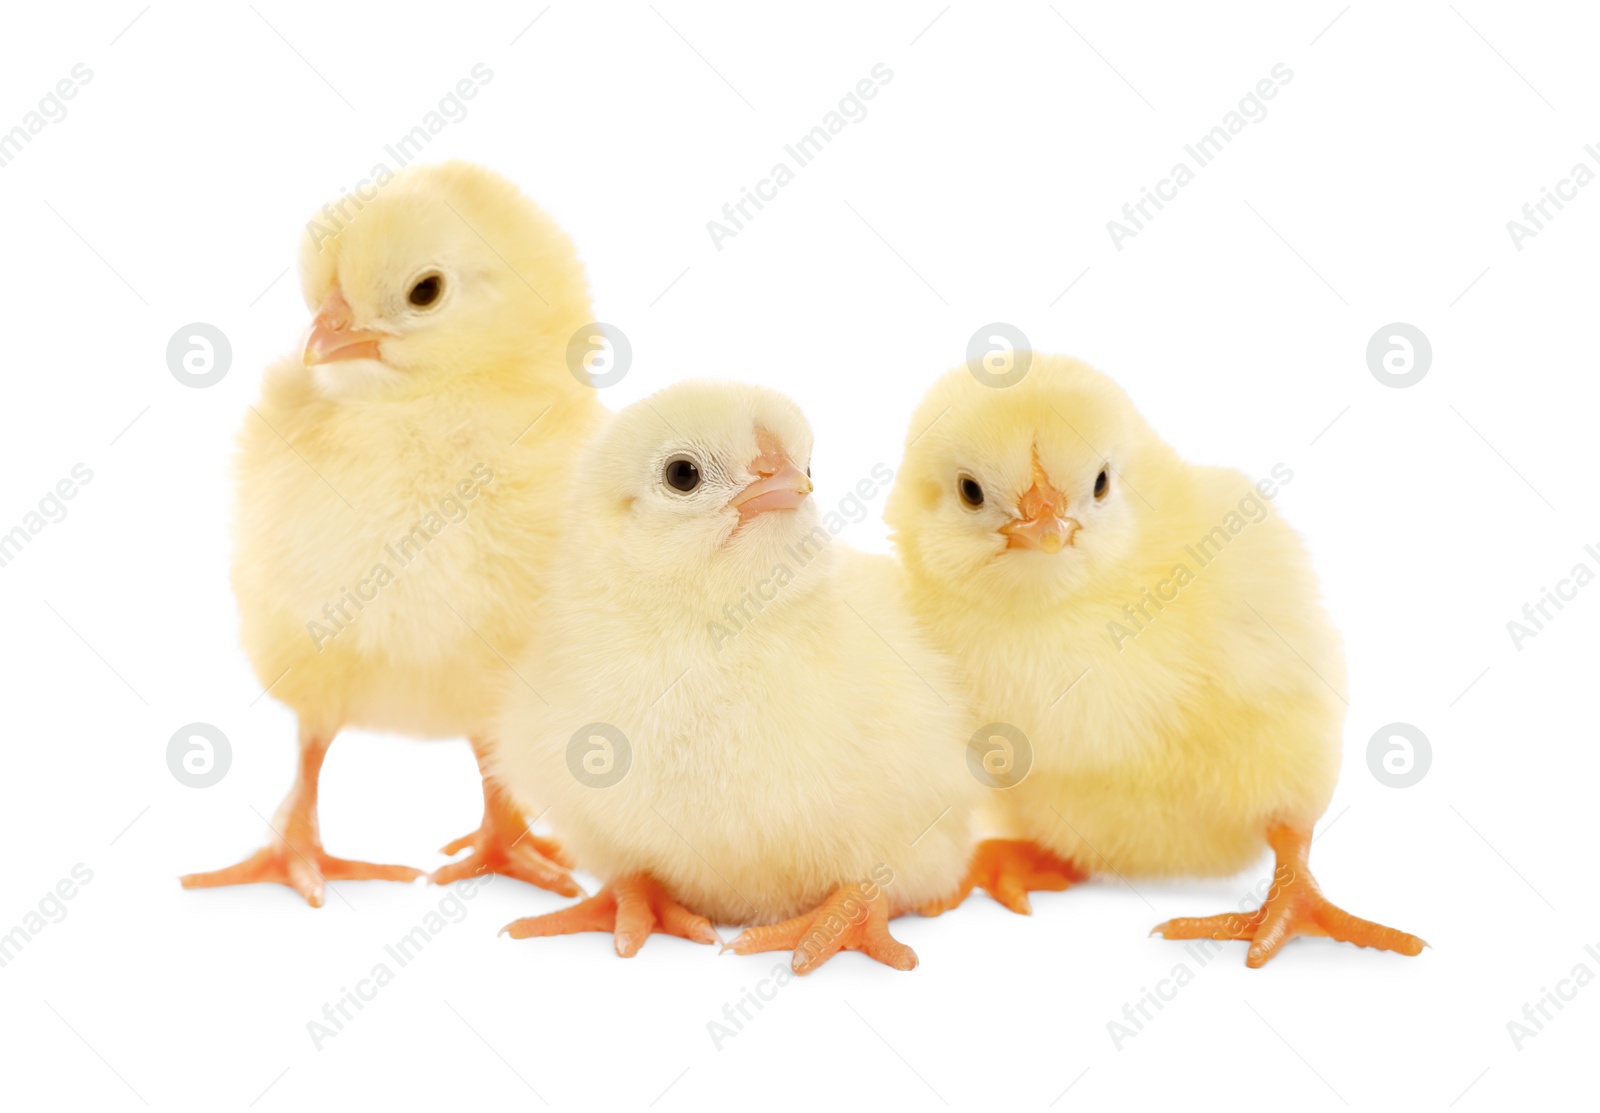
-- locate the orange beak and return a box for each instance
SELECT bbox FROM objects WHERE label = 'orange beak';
[304,287,384,366]
[999,456,1079,554]
[729,430,813,524]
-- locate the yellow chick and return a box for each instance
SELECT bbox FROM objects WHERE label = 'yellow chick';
[486,381,975,972]
[885,355,1423,966]
[182,161,602,906]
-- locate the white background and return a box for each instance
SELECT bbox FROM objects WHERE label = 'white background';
[1,2,1595,1109]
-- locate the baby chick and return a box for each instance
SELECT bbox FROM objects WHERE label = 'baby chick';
[486,381,975,972]
[886,355,1423,966]
[182,161,601,905]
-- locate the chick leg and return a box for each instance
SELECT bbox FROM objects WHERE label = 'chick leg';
[180,722,423,907]
[501,875,718,957]
[431,739,582,897]
[1152,824,1426,967]
[729,884,918,974]
[918,839,1087,916]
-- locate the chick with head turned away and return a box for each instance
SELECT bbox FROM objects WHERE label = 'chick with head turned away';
[485,381,976,972]
[886,355,1424,967]
[181,162,602,905]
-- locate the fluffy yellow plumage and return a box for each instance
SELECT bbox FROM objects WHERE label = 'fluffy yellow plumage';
[887,354,1423,965]
[487,380,976,971]
[184,161,602,905]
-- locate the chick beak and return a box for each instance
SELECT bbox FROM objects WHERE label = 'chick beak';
[304,287,384,366]
[729,433,813,524]
[1000,467,1080,554]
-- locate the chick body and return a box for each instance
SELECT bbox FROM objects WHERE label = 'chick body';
[187,162,600,903]
[234,359,597,740]
[489,381,974,929]
[888,357,1341,879]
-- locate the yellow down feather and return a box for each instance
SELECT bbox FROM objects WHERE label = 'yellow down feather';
[488,381,976,923]
[233,161,602,744]
[886,356,1343,877]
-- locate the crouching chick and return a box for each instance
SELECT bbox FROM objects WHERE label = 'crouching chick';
[487,381,976,972]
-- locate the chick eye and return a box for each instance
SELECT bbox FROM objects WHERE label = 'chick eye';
[1094,468,1109,500]
[957,474,985,509]
[408,273,443,308]
[664,455,702,493]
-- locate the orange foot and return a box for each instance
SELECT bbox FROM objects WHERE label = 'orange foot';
[919,839,1087,916]
[501,875,718,957]
[729,884,917,974]
[1153,825,1427,968]
[432,765,580,897]
[180,836,422,908]
[180,729,422,907]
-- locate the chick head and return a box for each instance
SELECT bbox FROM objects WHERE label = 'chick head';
[569,380,820,597]
[297,160,590,400]
[887,355,1167,605]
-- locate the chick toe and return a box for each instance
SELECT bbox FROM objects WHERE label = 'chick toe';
[432,758,580,896]
[920,839,1086,917]
[180,735,423,907]
[180,842,423,908]
[1153,825,1425,967]
[730,885,918,975]
[500,875,717,958]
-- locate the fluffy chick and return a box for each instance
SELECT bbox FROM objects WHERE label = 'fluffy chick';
[486,381,975,972]
[886,355,1423,966]
[182,161,602,905]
